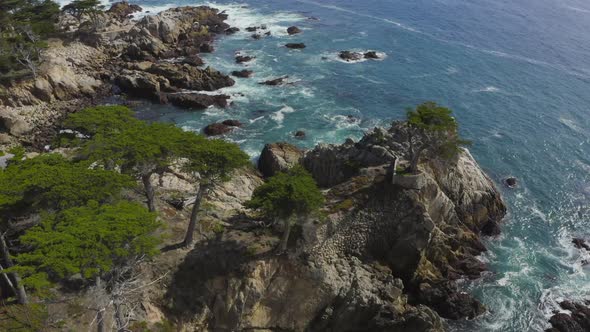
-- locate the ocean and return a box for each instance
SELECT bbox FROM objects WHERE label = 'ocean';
[64,0,590,330]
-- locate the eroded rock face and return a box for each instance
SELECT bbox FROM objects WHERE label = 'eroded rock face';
[546,301,590,332]
[287,26,302,35]
[163,93,229,109]
[258,142,304,177]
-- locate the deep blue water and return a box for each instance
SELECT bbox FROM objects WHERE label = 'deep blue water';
[76,0,590,330]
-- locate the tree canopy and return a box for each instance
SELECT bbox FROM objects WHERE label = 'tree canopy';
[0,0,60,78]
[63,105,139,137]
[404,102,469,173]
[0,153,134,217]
[12,201,160,290]
[246,165,323,220]
[62,0,104,17]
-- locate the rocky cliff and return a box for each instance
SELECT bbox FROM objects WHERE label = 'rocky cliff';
[0,4,233,148]
[147,122,506,331]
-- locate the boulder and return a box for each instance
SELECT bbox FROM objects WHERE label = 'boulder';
[364,51,381,59]
[294,130,306,138]
[181,55,204,66]
[573,238,590,251]
[0,110,31,137]
[221,119,242,127]
[546,301,590,332]
[258,142,304,177]
[163,93,229,109]
[236,55,255,63]
[287,26,302,35]
[107,1,143,20]
[115,71,166,100]
[416,282,485,320]
[204,122,233,136]
[200,43,215,53]
[225,27,240,34]
[251,34,262,40]
[232,70,254,78]
[146,63,235,91]
[259,76,289,86]
[285,43,306,49]
[505,177,517,188]
[339,51,364,62]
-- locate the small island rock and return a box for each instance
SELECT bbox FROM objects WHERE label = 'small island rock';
[287,26,302,35]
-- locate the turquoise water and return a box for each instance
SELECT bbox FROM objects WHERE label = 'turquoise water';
[79,0,590,330]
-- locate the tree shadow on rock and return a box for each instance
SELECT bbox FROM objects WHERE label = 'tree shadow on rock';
[164,238,262,323]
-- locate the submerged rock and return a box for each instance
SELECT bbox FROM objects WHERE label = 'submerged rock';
[221,119,242,127]
[339,51,364,62]
[505,177,517,188]
[236,55,255,63]
[294,130,306,138]
[259,76,289,86]
[231,70,254,78]
[286,43,306,49]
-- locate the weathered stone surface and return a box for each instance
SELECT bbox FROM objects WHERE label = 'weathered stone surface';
[259,76,289,86]
[546,301,590,332]
[235,55,255,63]
[339,51,364,62]
[107,1,143,20]
[287,26,302,35]
[203,122,233,136]
[231,69,253,78]
[286,42,306,49]
[163,93,229,109]
[364,51,381,59]
[258,142,304,177]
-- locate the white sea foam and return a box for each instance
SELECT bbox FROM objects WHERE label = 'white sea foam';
[270,105,296,126]
[558,117,583,134]
[473,86,501,93]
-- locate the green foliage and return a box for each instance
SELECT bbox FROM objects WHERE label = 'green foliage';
[246,165,324,219]
[61,0,104,22]
[407,101,457,132]
[0,153,134,214]
[63,105,139,136]
[0,303,48,331]
[179,133,250,185]
[7,145,25,162]
[12,201,161,289]
[0,0,60,77]
[405,102,470,172]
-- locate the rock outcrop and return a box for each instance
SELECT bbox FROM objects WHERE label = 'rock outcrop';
[0,4,235,145]
[161,122,505,331]
[546,301,590,332]
[258,142,304,177]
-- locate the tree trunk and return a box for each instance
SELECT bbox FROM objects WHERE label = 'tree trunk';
[113,298,125,332]
[0,233,28,304]
[141,174,156,212]
[95,276,105,332]
[279,217,292,253]
[409,146,426,174]
[183,184,208,247]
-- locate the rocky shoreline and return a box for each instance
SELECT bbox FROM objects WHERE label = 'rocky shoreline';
[0,3,515,331]
[0,3,235,149]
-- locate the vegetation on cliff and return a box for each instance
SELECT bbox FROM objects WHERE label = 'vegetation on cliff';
[0,0,60,80]
[246,165,323,251]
